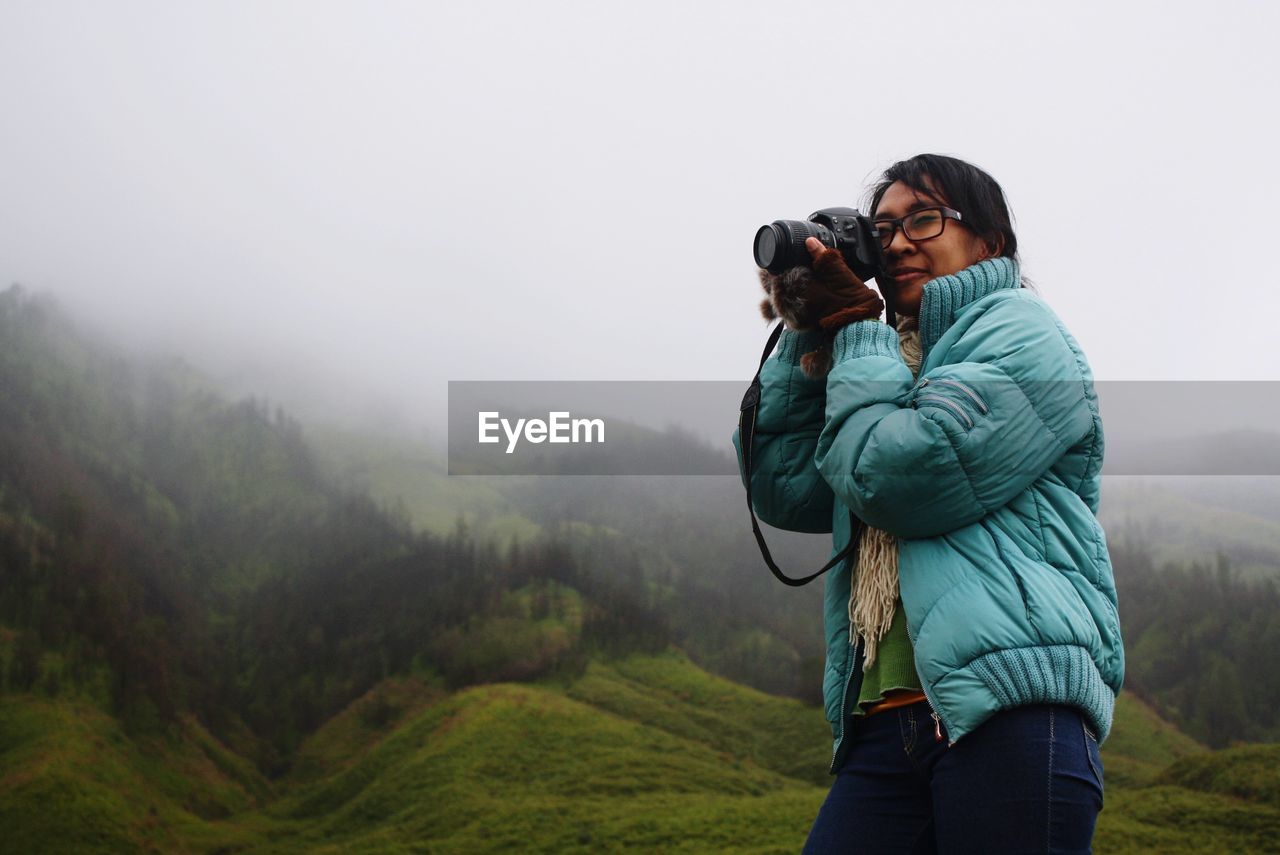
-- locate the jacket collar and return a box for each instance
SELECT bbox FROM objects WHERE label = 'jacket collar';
[918,257,1021,356]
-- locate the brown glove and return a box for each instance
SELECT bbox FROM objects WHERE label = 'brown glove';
[758,238,885,378]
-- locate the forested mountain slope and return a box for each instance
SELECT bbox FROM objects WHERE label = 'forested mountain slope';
[3,285,1279,852]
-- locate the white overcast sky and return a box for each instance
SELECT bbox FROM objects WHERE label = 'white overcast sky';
[2,0,1278,435]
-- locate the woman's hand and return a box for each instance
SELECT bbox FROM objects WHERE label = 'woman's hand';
[755,238,888,379]
[757,239,886,333]
[803,237,885,331]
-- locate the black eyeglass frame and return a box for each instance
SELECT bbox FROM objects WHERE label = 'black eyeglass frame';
[873,206,965,250]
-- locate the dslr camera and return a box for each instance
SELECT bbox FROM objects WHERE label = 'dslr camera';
[753,207,885,280]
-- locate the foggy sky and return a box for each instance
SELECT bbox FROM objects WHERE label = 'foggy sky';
[3,1,1278,438]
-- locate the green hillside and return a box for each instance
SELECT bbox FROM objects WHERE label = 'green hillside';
[1099,691,1206,788]
[1158,744,1280,809]
[4,651,1279,853]
[1,655,830,854]
[1100,741,1280,855]
[0,694,269,855]
[268,678,821,853]
[1098,786,1280,854]
[563,654,832,786]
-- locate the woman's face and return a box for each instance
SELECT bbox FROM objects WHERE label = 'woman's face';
[874,180,992,317]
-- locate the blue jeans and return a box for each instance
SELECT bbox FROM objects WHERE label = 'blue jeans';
[803,701,1104,854]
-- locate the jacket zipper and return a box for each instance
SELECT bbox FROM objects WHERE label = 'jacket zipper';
[933,379,988,414]
[829,636,860,773]
[902,608,957,747]
[829,519,864,774]
[915,394,974,429]
[901,379,960,744]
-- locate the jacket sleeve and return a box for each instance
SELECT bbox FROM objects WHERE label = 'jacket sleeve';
[731,329,834,533]
[814,294,1095,540]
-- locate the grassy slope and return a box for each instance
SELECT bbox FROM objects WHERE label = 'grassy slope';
[1100,691,1206,788]
[1092,698,1280,853]
[564,653,833,787]
[4,655,1279,853]
[284,676,448,789]
[246,654,1280,854]
[1158,744,1280,808]
[0,695,270,855]
[1098,785,1280,854]
[265,674,824,854]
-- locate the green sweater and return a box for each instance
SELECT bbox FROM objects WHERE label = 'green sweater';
[852,598,922,715]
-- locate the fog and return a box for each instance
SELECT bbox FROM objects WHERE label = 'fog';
[3,0,1278,440]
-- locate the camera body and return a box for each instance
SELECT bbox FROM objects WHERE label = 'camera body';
[753,207,885,280]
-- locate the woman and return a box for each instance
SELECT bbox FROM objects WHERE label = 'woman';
[733,154,1123,853]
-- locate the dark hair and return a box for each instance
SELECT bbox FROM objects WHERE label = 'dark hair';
[867,153,1018,262]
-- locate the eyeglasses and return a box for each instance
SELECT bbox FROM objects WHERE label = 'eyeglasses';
[874,206,965,250]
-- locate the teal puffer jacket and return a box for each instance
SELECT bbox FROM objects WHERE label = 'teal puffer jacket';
[732,257,1123,772]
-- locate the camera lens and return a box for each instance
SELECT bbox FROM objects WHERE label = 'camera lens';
[754,220,827,273]
[753,226,781,270]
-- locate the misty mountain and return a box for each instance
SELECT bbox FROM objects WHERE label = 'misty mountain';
[5,283,1280,763]
[0,286,816,757]
[1101,477,1280,578]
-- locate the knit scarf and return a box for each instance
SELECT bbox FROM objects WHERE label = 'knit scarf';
[848,256,1021,669]
[848,312,922,671]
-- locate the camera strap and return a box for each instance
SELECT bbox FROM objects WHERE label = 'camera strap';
[739,323,863,587]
